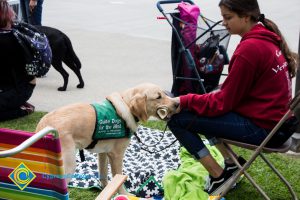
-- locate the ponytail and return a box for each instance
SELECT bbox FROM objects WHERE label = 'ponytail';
[260,16,298,78]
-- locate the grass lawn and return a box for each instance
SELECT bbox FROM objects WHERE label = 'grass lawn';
[1,112,300,200]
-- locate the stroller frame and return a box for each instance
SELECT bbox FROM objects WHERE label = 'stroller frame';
[157,0,230,96]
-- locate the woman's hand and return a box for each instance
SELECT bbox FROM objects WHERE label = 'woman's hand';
[29,0,37,12]
[29,77,36,85]
[174,97,181,113]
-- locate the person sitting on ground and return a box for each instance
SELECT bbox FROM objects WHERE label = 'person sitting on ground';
[0,0,36,121]
[167,0,298,195]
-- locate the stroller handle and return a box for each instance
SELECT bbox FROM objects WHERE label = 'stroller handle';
[156,0,194,12]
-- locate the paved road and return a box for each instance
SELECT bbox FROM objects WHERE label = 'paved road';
[30,0,300,112]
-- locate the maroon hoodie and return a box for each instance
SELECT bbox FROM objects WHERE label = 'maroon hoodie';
[180,24,292,129]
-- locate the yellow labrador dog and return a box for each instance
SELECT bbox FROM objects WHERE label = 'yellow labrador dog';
[35,83,179,194]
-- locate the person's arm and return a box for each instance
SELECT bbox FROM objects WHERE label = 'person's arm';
[29,0,37,12]
[29,77,36,85]
[179,53,257,116]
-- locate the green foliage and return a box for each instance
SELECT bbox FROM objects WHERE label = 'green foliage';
[1,117,299,199]
[68,188,100,199]
[140,120,169,131]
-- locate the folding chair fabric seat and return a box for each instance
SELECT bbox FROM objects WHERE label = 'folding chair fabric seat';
[0,127,69,200]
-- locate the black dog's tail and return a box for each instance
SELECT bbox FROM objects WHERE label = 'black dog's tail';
[63,35,82,69]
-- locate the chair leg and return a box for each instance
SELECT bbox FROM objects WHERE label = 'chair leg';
[260,154,298,200]
[218,143,298,200]
[218,145,271,200]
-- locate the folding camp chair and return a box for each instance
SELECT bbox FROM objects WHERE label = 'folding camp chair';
[215,93,300,200]
[0,126,69,200]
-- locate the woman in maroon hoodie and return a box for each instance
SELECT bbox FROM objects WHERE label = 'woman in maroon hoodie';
[167,0,298,195]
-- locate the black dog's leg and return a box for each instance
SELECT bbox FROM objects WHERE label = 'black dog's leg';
[52,60,69,91]
[63,59,84,89]
[63,36,84,89]
[75,72,84,89]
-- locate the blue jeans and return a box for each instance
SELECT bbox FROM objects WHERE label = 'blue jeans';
[20,0,44,25]
[167,111,268,159]
[0,83,35,121]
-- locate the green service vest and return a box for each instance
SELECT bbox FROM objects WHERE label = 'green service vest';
[91,100,131,140]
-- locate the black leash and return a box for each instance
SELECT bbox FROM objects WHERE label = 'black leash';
[133,111,197,153]
[80,114,198,158]
[134,113,199,154]
[133,124,178,154]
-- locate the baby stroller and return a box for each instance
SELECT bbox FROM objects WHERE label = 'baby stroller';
[157,0,231,96]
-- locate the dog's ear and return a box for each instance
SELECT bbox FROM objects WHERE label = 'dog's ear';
[129,94,148,122]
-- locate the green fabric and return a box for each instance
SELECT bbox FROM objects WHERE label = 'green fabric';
[91,100,130,140]
[163,142,224,200]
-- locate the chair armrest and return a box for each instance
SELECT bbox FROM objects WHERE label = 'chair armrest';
[0,126,58,158]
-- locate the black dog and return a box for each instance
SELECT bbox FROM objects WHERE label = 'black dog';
[35,26,85,91]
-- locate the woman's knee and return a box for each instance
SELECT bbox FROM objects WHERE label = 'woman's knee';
[167,113,185,134]
[168,111,193,126]
[167,116,177,129]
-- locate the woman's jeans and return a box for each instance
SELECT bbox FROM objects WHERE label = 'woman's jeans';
[0,83,35,121]
[20,0,44,25]
[167,111,268,159]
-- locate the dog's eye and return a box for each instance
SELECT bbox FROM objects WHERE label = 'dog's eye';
[156,94,162,99]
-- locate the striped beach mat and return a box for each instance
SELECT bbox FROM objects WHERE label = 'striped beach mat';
[0,128,69,200]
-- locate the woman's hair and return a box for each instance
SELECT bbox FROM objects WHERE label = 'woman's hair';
[0,0,15,29]
[219,0,298,78]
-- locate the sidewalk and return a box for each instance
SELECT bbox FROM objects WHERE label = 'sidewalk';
[31,0,173,111]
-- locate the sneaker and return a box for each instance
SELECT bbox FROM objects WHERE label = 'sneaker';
[20,102,35,115]
[224,156,247,175]
[204,169,236,195]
